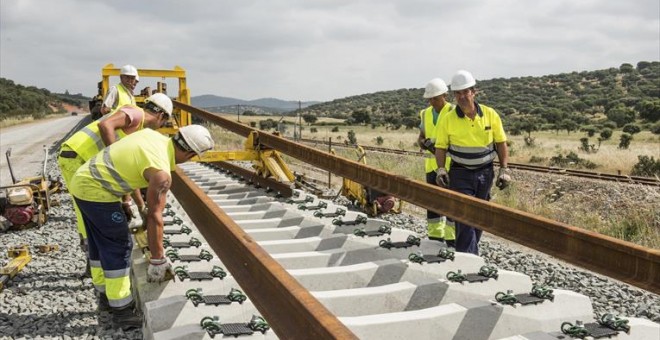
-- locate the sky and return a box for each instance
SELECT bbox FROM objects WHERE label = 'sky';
[1,0,659,102]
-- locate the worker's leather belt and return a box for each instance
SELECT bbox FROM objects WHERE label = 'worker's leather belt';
[59,150,79,159]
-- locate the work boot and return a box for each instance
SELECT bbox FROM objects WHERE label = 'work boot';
[111,302,143,330]
[97,292,111,312]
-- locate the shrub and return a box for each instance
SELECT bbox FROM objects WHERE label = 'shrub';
[310,127,318,133]
[529,155,546,163]
[347,130,357,144]
[651,122,660,134]
[622,123,641,135]
[630,155,660,177]
[331,126,339,132]
[375,136,384,145]
[618,133,632,149]
[579,137,597,153]
[550,151,597,169]
[599,128,613,140]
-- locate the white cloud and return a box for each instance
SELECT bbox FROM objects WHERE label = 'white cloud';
[1,0,658,101]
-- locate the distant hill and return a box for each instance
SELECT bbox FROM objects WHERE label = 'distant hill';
[297,61,660,129]
[0,78,89,119]
[192,94,319,114]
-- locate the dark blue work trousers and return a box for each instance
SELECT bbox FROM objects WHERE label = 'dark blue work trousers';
[449,165,494,255]
[74,198,133,273]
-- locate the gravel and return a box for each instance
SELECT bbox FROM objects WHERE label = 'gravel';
[1,159,657,340]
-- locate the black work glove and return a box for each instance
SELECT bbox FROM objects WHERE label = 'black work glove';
[422,138,436,153]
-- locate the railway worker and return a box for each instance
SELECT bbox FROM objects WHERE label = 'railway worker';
[69,125,214,329]
[57,93,173,274]
[434,70,511,255]
[417,78,456,247]
[100,64,139,115]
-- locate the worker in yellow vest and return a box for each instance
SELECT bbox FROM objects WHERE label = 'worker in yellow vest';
[434,70,511,255]
[69,125,214,330]
[57,93,173,274]
[417,78,455,247]
[100,64,138,115]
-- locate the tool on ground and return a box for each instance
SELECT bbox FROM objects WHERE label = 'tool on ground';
[0,146,61,231]
[0,245,32,292]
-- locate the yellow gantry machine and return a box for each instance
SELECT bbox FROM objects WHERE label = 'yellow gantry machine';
[92,64,295,256]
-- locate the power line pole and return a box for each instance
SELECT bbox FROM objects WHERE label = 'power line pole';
[237,104,240,122]
[298,100,302,141]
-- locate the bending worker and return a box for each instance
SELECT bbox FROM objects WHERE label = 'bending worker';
[417,78,455,247]
[69,125,214,330]
[57,93,173,273]
[100,64,139,115]
[434,70,511,255]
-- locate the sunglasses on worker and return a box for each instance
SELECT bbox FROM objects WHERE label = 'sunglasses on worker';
[146,102,170,119]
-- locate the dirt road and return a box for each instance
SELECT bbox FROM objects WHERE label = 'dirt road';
[0,114,90,186]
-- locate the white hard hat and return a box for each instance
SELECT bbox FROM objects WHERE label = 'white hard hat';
[423,78,449,99]
[145,93,173,117]
[120,64,138,77]
[450,70,476,91]
[177,125,214,157]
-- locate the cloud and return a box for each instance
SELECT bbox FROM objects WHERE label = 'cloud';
[1,0,658,101]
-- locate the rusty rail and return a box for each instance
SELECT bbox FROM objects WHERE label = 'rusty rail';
[174,101,660,294]
[171,168,358,339]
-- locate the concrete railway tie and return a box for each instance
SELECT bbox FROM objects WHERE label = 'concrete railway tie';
[132,162,659,339]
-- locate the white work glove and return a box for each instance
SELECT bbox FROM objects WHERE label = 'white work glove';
[138,206,148,223]
[147,257,174,283]
[435,168,449,188]
[121,202,134,222]
[496,167,512,190]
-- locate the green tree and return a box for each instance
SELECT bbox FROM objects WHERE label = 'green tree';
[351,109,371,125]
[302,114,317,124]
[606,104,636,127]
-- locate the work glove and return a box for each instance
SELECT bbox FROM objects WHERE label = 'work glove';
[121,202,135,222]
[421,138,436,153]
[147,257,175,283]
[138,206,148,223]
[496,167,512,190]
[435,168,450,188]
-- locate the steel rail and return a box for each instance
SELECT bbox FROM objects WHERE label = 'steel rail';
[171,168,358,339]
[174,101,660,294]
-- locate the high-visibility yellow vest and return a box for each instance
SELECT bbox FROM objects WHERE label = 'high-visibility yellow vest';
[420,103,453,173]
[70,129,175,203]
[109,84,136,115]
[436,102,507,169]
[61,105,145,161]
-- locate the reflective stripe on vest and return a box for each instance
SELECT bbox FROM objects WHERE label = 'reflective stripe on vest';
[88,148,133,197]
[448,144,496,168]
